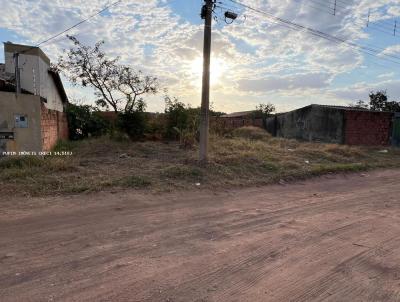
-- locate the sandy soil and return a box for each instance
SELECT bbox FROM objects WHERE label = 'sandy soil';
[1,170,400,302]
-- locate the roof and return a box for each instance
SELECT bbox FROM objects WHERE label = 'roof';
[276,104,392,115]
[310,104,392,113]
[4,42,50,65]
[221,110,255,118]
[48,70,68,104]
[0,77,33,95]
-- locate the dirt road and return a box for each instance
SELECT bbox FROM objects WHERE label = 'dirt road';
[1,170,400,302]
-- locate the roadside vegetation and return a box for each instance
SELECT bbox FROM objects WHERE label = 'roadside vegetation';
[2,37,399,197]
[1,126,400,197]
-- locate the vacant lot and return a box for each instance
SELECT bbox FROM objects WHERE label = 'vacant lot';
[1,169,400,301]
[1,127,400,197]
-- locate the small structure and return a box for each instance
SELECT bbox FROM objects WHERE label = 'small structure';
[266,104,397,146]
[218,110,263,129]
[0,42,68,154]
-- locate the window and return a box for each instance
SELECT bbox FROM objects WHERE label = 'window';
[15,114,28,128]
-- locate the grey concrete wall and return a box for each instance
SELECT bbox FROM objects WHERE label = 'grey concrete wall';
[267,105,345,144]
[0,92,43,153]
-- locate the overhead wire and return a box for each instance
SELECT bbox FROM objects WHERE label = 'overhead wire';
[221,0,400,67]
[19,0,124,54]
[216,1,400,58]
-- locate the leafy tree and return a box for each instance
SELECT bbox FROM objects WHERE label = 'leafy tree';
[57,35,159,113]
[164,96,190,139]
[352,100,369,109]
[383,101,400,112]
[251,103,276,130]
[352,90,400,112]
[117,111,147,140]
[164,96,200,147]
[66,103,110,140]
[254,103,276,118]
[369,90,389,111]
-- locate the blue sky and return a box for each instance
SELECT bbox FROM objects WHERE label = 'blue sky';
[1,0,400,113]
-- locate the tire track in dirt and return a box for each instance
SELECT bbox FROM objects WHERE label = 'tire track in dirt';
[1,170,400,301]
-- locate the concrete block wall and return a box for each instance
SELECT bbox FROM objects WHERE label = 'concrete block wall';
[270,105,345,144]
[345,111,392,146]
[0,92,43,153]
[41,103,68,151]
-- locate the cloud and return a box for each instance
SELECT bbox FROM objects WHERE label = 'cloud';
[0,0,399,113]
[331,79,400,101]
[238,72,332,93]
[381,44,400,55]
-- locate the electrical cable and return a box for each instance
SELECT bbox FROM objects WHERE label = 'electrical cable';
[19,0,123,55]
[224,0,400,65]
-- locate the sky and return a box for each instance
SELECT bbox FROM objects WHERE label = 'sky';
[1,0,400,113]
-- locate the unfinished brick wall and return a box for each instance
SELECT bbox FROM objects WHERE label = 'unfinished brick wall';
[41,103,69,151]
[345,111,392,146]
[212,117,263,131]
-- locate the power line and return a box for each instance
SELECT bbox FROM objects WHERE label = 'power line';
[217,1,400,63]
[18,0,123,55]
[36,0,123,47]
[275,0,398,36]
[225,0,400,37]
[223,0,400,65]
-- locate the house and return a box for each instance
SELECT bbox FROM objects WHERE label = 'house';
[0,42,68,155]
[266,104,400,146]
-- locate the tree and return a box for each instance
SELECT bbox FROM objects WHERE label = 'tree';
[57,35,159,113]
[369,90,400,112]
[254,103,275,118]
[117,66,158,113]
[351,91,400,112]
[352,100,369,109]
[253,103,275,121]
[164,95,190,139]
[66,103,110,140]
[369,90,388,111]
[383,101,400,112]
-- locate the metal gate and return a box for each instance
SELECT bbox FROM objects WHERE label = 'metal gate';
[393,113,400,147]
[0,132,14,156]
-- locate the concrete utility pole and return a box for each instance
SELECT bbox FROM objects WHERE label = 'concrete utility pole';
[199,0,213,164]
[14,53,21,94]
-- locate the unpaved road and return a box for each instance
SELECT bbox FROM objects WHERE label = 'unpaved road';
[1,170,400,302]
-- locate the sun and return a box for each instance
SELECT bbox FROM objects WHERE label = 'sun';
[190,57,226,86]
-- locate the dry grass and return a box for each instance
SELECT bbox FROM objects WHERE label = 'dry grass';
[1,127,400,197]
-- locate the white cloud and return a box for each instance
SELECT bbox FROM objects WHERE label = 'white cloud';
[0,0,398,113]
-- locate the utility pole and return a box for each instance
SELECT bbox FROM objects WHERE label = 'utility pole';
[333,0,337,16]
[199,0,213,164]
[13,53,21,94]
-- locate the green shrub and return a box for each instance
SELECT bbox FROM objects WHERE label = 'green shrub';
[117,111,148,140]
[66,103,110,140]
[164,96,200,147]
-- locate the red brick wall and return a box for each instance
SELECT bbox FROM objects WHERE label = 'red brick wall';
[41,104,69,151]
[212,117,264,131]
[345,111,392,146]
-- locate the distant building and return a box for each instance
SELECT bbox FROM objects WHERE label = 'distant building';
[219,110,263,129]
[0,42,69,154]
[266,104,400,146]
[221,111,256,119]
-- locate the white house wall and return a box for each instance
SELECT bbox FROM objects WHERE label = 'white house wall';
[4,46,64,112]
